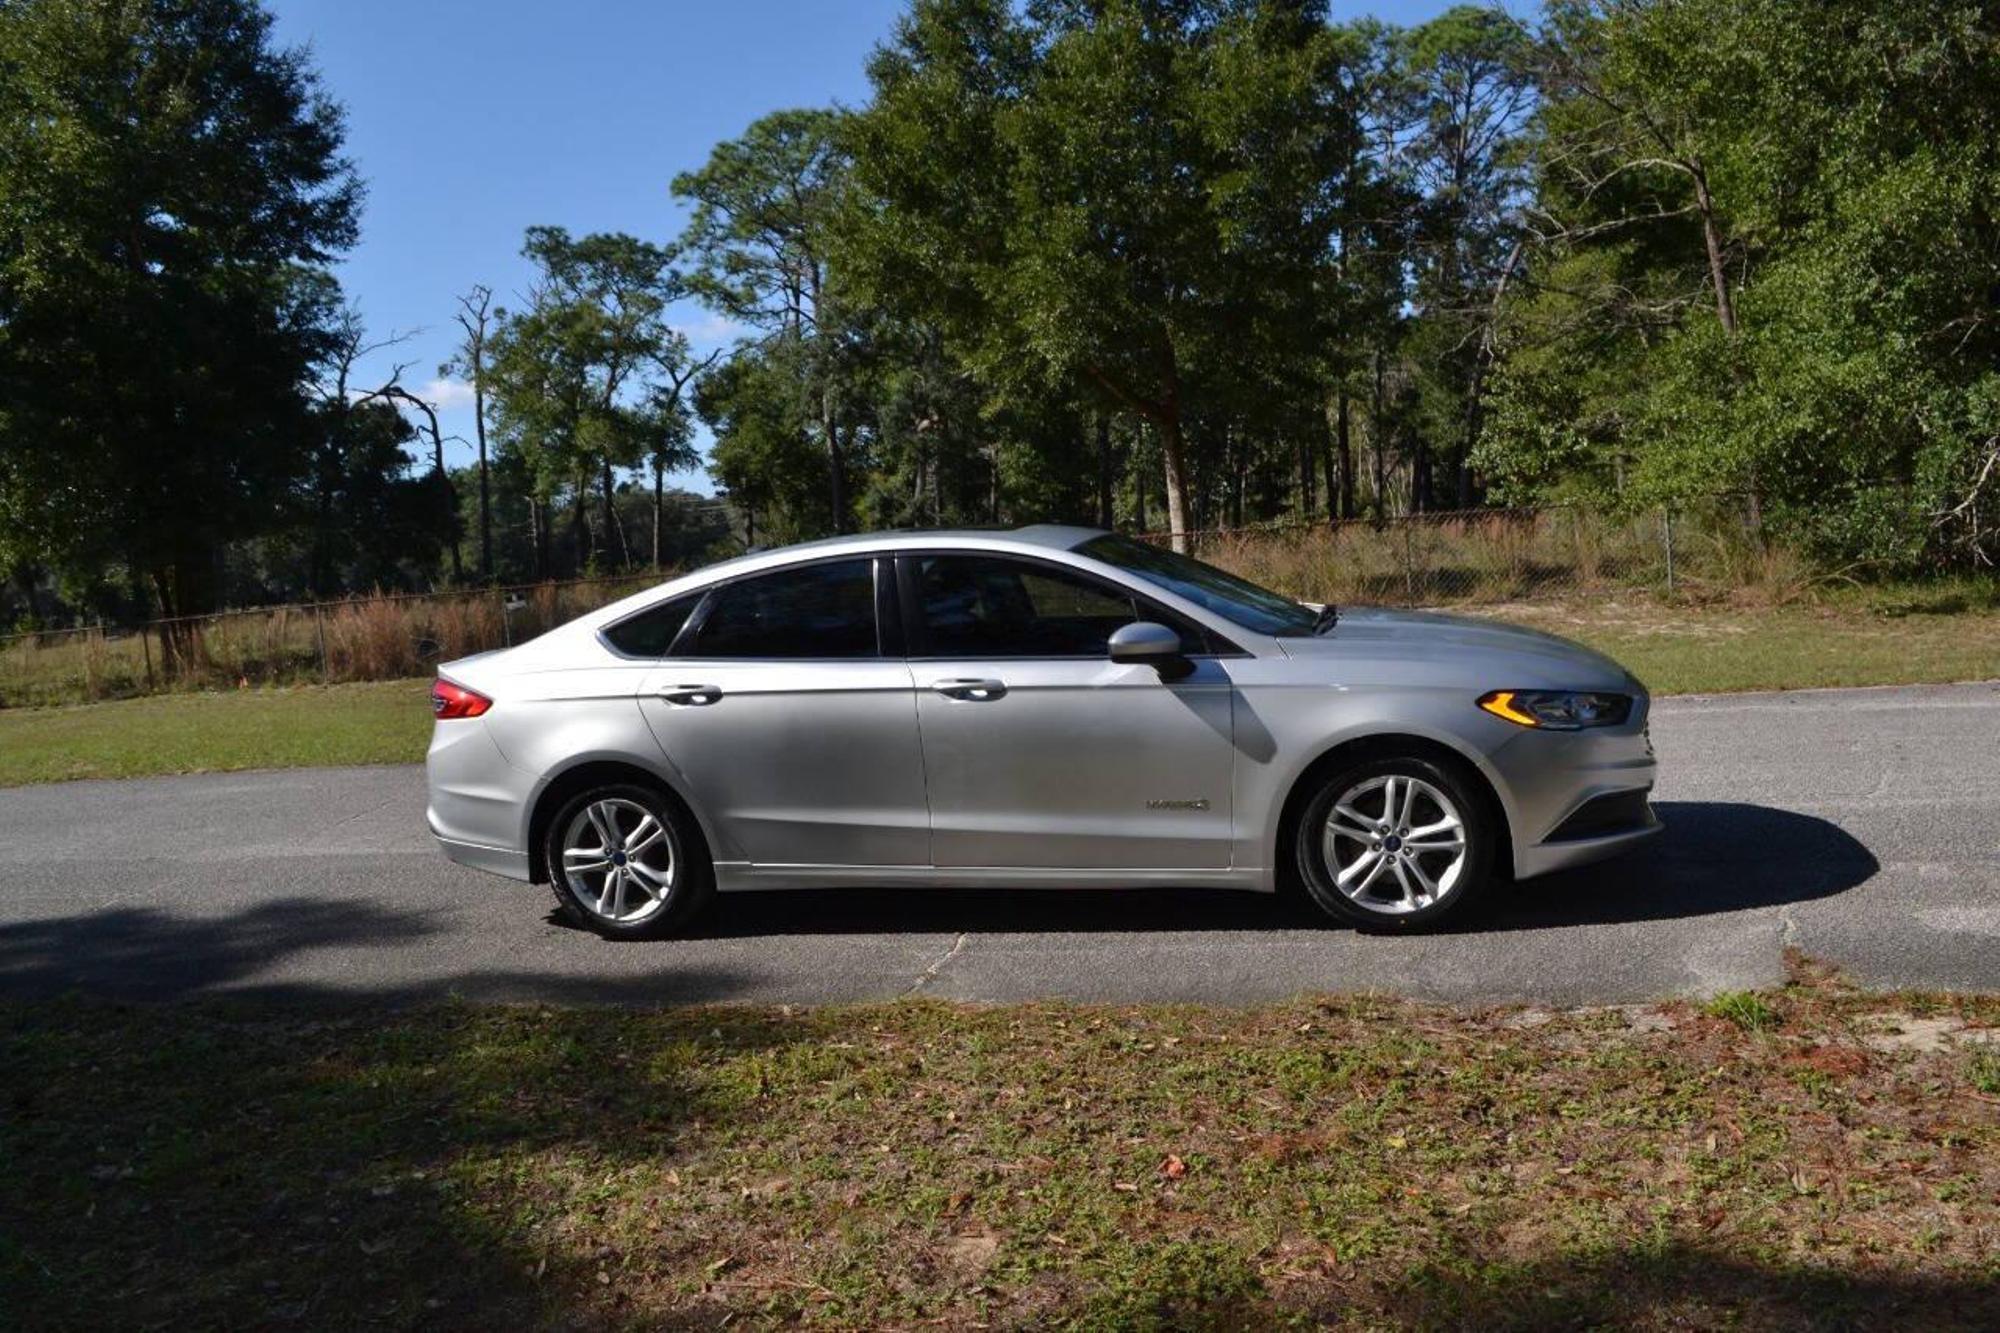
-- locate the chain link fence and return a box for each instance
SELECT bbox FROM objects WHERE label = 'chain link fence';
[3,500,1783,709]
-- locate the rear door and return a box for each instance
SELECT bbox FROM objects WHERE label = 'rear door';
[634,555,929,868]
[901,552,1237,870]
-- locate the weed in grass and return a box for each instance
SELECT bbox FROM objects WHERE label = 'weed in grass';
[1704,991,1780,1032]
[1971,1050,2000,1095]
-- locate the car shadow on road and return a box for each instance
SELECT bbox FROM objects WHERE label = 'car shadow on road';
[0,896,756,1006]
[674,800,1875,939]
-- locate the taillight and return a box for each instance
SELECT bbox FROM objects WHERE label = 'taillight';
[431,678,492,719]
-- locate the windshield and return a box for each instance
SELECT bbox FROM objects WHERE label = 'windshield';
[1076,534,1320,637]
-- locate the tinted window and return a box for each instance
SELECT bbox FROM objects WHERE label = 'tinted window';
[602,593,700,658]
[915,555,1173,657]
[1076,534,1319,636]
[687,559,878,658]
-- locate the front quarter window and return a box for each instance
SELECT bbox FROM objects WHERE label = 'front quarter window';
[1076,535,1318,637]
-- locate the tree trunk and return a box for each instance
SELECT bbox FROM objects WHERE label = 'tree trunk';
[1132,437,1148,533]
[821,387,846,534]
[474,382,492,582]
[1095,414,1115,529]
[652,461,665,569]
[570,481,592,573]
[1157,412,1194,554]
[1326,394,1345,523]
[1370,349,1388,522]
[601,458,632,568]
[1224,423,1242,528]
[529,495,549,581]
[1690,161,1738,336]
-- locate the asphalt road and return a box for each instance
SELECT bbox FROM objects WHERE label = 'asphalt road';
[2,682,1996,1008]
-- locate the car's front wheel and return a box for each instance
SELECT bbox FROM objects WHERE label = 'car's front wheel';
[1295,753,1497,930]
[544,783,712,939]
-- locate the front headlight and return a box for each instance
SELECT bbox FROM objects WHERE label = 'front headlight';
[1478,689,1632,730]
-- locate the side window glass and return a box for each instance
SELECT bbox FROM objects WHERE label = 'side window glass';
[687,559,878,658]
[916,555,1142,657]
[602,593,700,658]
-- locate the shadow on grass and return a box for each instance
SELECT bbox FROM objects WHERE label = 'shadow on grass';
[3,995,1993,1330]
[1371,1243,2000,1331]
[0,1000,805,1327]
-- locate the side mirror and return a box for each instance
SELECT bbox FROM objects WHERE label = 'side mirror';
[1108,621,1192,680]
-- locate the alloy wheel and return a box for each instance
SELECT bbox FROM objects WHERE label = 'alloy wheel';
[559,797,676,924]
[1320,773,1468,915]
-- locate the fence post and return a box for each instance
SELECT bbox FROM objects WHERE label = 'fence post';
[498,586,512,648]
[1662,508,1676,595]
[313,604,330,682]
[140,620,156,692]
[1402,520,1416,604]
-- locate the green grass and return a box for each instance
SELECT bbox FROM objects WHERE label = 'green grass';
[1492,595,2000,695]
[1703,990,1780,1032]
[0,678,431,785]
[3,976,1996,1329]
[0,593,1996,787]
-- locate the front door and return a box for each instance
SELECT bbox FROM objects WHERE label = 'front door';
[635,555,928,868]
[902,552,1236,870]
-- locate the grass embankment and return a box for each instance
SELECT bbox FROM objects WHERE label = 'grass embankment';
[0,678,429,785]
[2,968,1995,1328]
[1491,585,2000,694]
[0,591,1995,786]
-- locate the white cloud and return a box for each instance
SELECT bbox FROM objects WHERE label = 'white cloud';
[672,312,752,346]
[414,377,477,411]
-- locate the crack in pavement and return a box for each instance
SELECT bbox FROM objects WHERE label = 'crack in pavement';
[905,932,969,995]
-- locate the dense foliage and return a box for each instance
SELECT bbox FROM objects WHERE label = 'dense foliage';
[1,0,1994,632]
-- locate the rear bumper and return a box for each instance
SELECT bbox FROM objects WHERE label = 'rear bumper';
[426,716,536,882]
[432,830,533,882]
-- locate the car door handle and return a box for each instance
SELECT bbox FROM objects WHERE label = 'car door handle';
[930,677,1007,702]
[659,683,723,706]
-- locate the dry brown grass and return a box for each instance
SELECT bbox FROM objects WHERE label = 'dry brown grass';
[0,575,659,707]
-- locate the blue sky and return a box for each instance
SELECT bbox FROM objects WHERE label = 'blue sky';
[267,0,1490,489]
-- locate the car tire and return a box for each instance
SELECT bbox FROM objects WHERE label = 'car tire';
[543,782,713,939]
[1294,752,1497,931]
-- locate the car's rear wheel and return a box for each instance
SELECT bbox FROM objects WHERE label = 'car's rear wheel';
[544,783,712,939]
[1295,753,1496,930]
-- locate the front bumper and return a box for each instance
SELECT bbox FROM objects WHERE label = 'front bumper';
[1512,800,1662,879]
[1485,696,1661,880]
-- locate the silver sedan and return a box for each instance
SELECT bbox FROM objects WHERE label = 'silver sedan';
[426,526,1659,935]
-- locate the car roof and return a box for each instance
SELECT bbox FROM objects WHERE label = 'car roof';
[746,523,1105,557]
[548,524,1117,647]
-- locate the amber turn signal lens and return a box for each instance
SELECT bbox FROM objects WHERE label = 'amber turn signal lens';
[1478,690,1541,727]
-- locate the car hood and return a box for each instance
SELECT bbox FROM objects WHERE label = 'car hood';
[1279,606,1635,691]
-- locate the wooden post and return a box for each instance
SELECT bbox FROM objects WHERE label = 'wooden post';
[314,604,330,682]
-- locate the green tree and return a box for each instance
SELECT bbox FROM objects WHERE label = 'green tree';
[0,0,359,633]
[845,0,1355,551]
[672,110,854,530]
[484,227,693,574]
[1485,0,2000,570]
[1391,5,1534,511]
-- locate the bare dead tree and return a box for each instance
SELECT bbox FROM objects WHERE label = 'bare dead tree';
[447,286,496,581]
